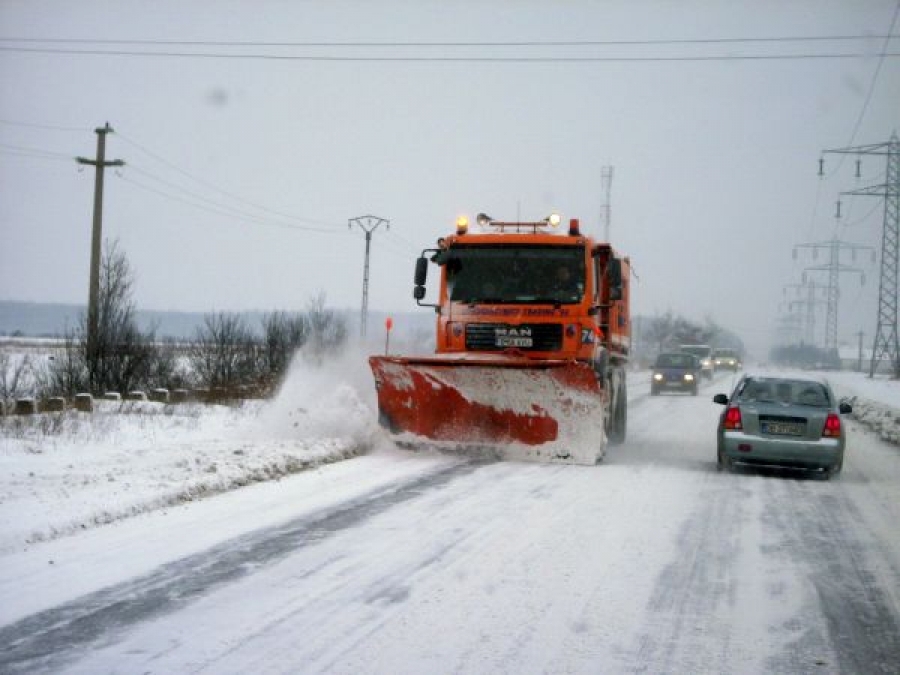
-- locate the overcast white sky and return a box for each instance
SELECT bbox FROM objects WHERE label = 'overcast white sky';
[1,0,898,355]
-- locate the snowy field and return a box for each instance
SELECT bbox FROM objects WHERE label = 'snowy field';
[0,351,386,554]
[1,353,898,555]
[1,351,899,673]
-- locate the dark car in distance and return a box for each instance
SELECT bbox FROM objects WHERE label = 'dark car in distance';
[713,348,742,372]
[713,373,851,478]
[651,352,701,395]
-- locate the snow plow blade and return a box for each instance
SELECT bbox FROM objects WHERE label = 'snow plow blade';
[369,354,606,464]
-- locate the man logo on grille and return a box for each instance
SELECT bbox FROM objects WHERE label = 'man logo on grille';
[494,327,532,338]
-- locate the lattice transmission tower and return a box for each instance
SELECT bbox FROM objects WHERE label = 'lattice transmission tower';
[793,202,871,353]
[822,133,900,377]
[783,280,828,346]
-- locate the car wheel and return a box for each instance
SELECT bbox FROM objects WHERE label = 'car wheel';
[651,386,659,396]
[717,446,732,472]
[691,384,699,396]
[825,454,844,479]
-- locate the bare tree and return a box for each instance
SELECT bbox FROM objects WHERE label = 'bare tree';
[643,311,721,356]
[189,312,259,390]
[305,292,347,359]
[0,352,41,401]
[260,311,308,381]
[46,240,158,396]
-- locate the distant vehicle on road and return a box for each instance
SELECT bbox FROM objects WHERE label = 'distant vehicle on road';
[712,348,742,372]
[651,352,701,396]
[713,373,851,478]
[679,344,714,379]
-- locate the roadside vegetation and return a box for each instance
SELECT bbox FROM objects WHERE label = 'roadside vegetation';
[1,240,348,405]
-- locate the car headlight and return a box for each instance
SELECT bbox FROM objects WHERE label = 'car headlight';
[653,373,663,381]
[684,373,695,382]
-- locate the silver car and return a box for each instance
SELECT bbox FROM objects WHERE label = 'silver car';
[713,374,851,478]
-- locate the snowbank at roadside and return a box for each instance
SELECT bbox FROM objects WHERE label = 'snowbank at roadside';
[826,370,900,446]
[0,350,383,554]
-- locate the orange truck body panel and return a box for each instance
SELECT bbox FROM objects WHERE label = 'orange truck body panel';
[370,218,630,455]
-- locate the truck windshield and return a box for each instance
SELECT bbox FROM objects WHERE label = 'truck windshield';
[443,244,586,304]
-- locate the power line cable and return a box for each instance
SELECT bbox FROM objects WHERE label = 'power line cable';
[115,131,343,229]
[124,162,343,232]
[0,33,895,48]
[2,45,898,62]
[0,141,72,159]
[384,229,421,252]
[0,117,92,133]
[115,172,354,236]
[845,0,900,147]
[0,148,74,163]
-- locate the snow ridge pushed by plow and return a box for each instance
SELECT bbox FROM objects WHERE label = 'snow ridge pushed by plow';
[0,350,383,553]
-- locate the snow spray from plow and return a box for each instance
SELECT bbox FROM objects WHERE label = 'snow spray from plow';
[369,355,607,465]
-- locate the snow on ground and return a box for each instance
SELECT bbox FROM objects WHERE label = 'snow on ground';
[0,350,384,554]
[825,369,900,445]
[0,353,898,557]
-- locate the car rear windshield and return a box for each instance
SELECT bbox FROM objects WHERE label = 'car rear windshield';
[736,378,831,407]
[656,354,696,368]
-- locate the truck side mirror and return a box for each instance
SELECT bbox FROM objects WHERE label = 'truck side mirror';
[413,286,426,301]
[608,258,623,300]
[414,257,428,286]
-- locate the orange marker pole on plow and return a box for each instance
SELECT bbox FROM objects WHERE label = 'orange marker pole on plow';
[384,317,393,355]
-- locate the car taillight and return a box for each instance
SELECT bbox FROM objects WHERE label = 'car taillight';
[724,407,742,430]
[823,413,842,437]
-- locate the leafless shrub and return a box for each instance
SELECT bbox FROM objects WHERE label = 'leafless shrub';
[305,292,348,361]
[0,352,47,400]
[188,312,259,390]
[260,311,308,381]
[45,240,162,397]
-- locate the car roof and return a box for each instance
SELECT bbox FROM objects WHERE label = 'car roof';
[740,371,832,387]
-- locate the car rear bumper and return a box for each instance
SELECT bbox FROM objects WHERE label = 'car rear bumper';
[651,380,696,391]
[721,431,843,469]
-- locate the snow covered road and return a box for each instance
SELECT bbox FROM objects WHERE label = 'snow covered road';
[1,371,899,674]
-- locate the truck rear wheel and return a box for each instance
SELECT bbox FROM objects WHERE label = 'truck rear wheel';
[608,380,627,445]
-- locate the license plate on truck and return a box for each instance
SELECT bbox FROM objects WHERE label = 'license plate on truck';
[496,337,533,347]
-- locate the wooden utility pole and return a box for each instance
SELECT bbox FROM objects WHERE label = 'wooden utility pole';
[76,123,124,355]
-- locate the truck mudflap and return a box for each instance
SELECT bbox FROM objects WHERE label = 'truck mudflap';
[369,354,607,464]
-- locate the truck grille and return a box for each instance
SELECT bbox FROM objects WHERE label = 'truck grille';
[465,323,563,352]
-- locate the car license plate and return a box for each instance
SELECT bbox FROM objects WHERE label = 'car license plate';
[496,336,533,347]
[762,421,804,436]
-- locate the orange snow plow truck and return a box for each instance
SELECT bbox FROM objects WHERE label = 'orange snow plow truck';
[369,213,630,464]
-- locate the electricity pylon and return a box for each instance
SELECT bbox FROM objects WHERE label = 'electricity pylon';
[821,133,900,377]
[794,216,871,352]
[349,215,389,338]
[783,280,828,346]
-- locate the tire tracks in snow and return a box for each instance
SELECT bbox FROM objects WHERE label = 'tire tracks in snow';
[0,459,488,674]
[627,470,747,674]
[761,475,900,675]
